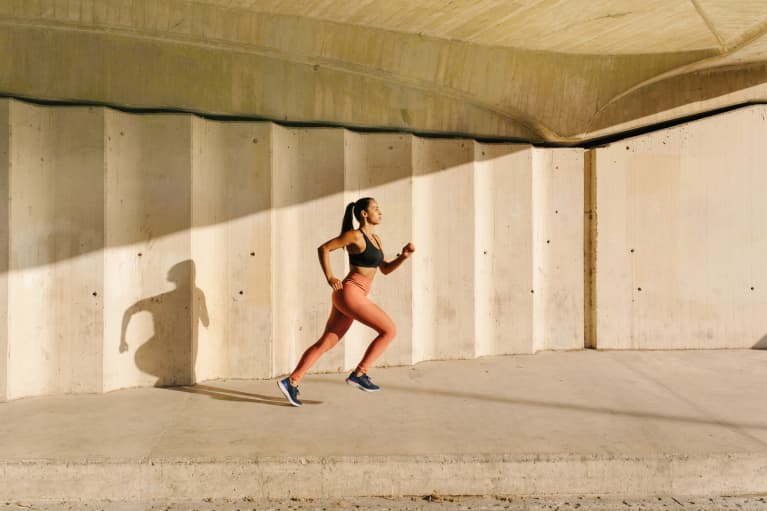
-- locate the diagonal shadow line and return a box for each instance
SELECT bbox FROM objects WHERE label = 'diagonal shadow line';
[168,384,323,406]
[335,381,767,433]
[608,356,767,448]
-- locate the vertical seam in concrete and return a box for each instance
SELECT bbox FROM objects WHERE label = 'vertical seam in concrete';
[188,115,195,383]
[102,108,108,393]
[268,122,277,377]
[472,143,482,357]
[267,123,275,378]
[410,136,419,366]
[342,129,351,371]
[472,145,479,358]
[5,100,12,400]
[0,100,9,400]
[96,106,106,393]
[408,135,417,366]
[531,148,543,353]
[584,149,597,349]
[409,136,415,365]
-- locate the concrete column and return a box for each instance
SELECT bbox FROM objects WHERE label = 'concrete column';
[532,148,584,352]
[6,102,104,399]
[594,106,767,349]
[191,119,273,381]
[343,132,414,369]
[474,143,535,356]
[103,111,192,391]
[271,127,346,378]
[412,138,476,362]
[0,100,8,401]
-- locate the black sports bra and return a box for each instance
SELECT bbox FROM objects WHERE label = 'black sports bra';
[349,229,384,268]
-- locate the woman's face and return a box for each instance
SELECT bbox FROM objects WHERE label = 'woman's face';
[363,200,383,225]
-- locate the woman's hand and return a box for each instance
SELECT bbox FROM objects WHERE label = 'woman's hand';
[327,276,343,291]
[401,242,415,258]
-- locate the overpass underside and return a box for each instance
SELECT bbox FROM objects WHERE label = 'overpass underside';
[3,1,767,144]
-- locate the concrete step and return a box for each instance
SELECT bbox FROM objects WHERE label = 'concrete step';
[3,452,767,501]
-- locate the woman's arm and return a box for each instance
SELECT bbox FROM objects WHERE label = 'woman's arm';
[318,230,362,290]
[119,300,144,352]
[379,240,415,275]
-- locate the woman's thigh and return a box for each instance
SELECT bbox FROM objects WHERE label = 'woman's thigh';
[334,287,395,334]
[323,303,354,338]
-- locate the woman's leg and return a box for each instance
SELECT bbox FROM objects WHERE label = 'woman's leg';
[334,292,397,375]
[290,304,353,384]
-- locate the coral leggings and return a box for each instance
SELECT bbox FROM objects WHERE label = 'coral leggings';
[290,272,397,383]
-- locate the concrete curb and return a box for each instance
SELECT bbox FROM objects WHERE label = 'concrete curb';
[2,452,766,502]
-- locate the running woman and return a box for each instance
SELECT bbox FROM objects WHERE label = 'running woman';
[277,197,415,407]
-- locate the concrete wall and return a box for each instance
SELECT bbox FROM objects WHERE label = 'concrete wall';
[0,98,584,400]
[532,149,585,352]
[593,106,767,349]
[0,100,8,401]
[1,98,766,401]
[190,119,273,383]
[474,143,535,356]
[343,132,414,369]
[6,103,104,399]
[103,111,192,392]
[412,138,476,362]
[271,127,347,377]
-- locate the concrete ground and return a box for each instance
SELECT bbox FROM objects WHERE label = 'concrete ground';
[1,350,766,505]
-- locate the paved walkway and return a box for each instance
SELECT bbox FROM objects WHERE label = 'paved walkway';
[1,350,766,503]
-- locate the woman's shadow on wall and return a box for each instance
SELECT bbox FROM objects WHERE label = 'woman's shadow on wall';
[119,260,208,387]
[118,260,311,406]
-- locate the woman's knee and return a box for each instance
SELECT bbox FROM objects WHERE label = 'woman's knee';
[315,332,340,352]
[378,321,396,340]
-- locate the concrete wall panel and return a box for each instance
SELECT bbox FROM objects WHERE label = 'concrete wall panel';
[343,132,414,369]
[191,119,273,381]
[6,103,104,399]
[412,138,476,362]
[104,111,192,391]
[532,148,584,352]
[0,100,592,400]
[0,100,8,400]
[271,128,346,377]
[595,106,767,349]
[474,143,535,356]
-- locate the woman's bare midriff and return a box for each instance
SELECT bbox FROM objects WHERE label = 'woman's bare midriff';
[349,265,378,280]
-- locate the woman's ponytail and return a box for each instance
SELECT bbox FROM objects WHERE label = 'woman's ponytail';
[340,197,374,237]
[341,202,356,236]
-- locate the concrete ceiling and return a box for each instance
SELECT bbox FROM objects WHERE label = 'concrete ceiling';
[218,0,767,54]
[2,0,767,143]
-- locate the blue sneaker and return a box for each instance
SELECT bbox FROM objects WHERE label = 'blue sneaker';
[346,372,381,392]
[277,377,302,407]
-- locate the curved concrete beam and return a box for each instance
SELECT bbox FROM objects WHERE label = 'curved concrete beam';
[1,0,766,142]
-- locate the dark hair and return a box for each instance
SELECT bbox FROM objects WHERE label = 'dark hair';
[341,197,374,236]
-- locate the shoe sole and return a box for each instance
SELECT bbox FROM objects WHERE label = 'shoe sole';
[345,378,381,392]
[277,380,302,407]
